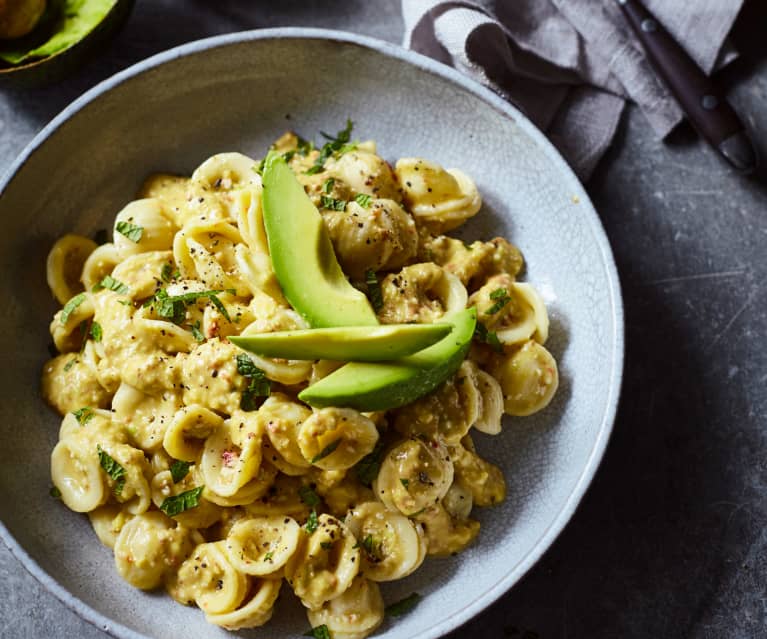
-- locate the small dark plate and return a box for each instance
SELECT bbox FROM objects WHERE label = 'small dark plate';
[0,0,134,89]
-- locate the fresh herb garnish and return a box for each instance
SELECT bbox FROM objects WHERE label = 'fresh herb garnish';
[355,439,385,486]
[400,478,410,489]
[322,177,335,193]
[361,534,378,558]
[485,288,512,315]
[354,193,373,208]
[365,269,383,313]
[97,445,126,495]
[299,485,321,508]
[304,624,331,639]
[89,321,102,342]
[282,150,297,163]
[320,195,347,211]
[305,119,356,175]
[170,460,192,484]
[161,263,178,283]
[63,358,77,372]
[473,323,503,353]
[311,439,341,464]
[190,320,205,343]
[385,593,422,617]
[72,407,95,425]
[160,485,204,517]
[305,509,319,534]
[236,353,271,411]
[49,486,62,499]
[320,541,333,550]
[115,220,144,243]
[255,159,266,176]
[145,288,233,324]
[264,551,274,561]
[93,275,130,295]
[60,293,86,324]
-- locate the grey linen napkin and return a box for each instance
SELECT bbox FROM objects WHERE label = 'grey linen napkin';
[402,0,745,179]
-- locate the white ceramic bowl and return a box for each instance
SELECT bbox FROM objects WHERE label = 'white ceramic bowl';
[0,29,623,639]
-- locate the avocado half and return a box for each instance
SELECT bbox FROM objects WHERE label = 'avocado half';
[299,307,477,411]
[229,323,451,361]
[261,152,378,328]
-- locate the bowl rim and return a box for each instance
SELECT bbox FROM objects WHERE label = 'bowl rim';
[0,27,624,639]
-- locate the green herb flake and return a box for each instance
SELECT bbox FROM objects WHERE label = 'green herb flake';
[299,485,321,508]
[485,288,512,315]
[305,509,319,534]
[170,460,192,484]
[365,269,383,313]
[191,320,205,343]
[255,159,266,176]
[354,193,373,208]
[97,445,126,495]
[63,357,77,372]
[320,195,347,211]
[72,407,95,425]
[361,534,376,556]
[60,293,86,324]
[147,288,231,324]
[237,354,271,411]
[304,624,331,639]
[264,551,274,562]
[305,119,356,175]
[322,177,335,193]
[93,275,130,295]
[473,323,503,353]
[311,439,341,464]
[161,263,177,283]
[160,485,205,517]
[115,220,144,243]
[400,478,410,489]
[385,592,422,617]
[355,439,385,487]
[320,541,333,550]
[89,321,103,342]
[49,486,62,499]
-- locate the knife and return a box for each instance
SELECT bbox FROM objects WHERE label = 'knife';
[616,0,758,173]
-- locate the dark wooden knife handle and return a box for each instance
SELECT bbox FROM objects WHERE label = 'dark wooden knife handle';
[617,0,757,172]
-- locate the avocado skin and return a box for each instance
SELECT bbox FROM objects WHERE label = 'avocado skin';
[229,323,451,361]
[261,152,378,328]
[298,307,477,411]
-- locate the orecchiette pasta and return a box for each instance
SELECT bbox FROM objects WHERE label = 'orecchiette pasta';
[42,127,559,638]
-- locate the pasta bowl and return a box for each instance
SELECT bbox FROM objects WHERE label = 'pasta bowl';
[0,29,623,639]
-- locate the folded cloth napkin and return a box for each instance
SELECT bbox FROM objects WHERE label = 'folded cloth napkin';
[402,0,745,179]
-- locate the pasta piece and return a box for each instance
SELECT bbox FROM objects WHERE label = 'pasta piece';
[470,274,549,346]
[225,515,302,575]
[320,477,375,519]
[46,234,98,304]
[205,578,282,630]
[413,503,480,556]
[114,511,196,590]
[132,306,200,354]
[297,408,379,471]
[112,383,182,452]
[81,243,121,293]
[113,198,178,260]
[489,340,559,416]
[41,353,111,415]
[88,505,133,549]
[204,461,279,508]
[285,514,360,609]
[151,467,222,529]
[373,437,454,516]
[451,437,506,507]
[201,414,263,498]
[473,367,505,435]
[100,442,153,515]
[163,404,224,462]
[119,353,181,395]
[190,152,262,191]
[326,149,401,200]
[306,576,384,639]
[51,438,106,512]
[442,481,474,521]
[377,263,467,324]
[344,502,427,581]
[50,292,95,353]
[243,473,309,518]
[257,393,313,474]
[111,251,175,300]
[138,173,190,225]
[322,198,418,279]
[170,541,249,614]
[392,360,480,444]
[419,235,524,289]
[396,158,481,232]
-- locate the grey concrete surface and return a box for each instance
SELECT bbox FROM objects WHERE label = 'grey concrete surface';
[1,1,765,638]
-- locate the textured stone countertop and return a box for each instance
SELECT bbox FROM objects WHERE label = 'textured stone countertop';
[1,1,765,638]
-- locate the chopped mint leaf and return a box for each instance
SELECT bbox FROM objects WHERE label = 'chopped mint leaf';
[159,485,204,517]
[170,460,192,484]
[93,275,130,295]
[365,269,383,313]
[72,407,94,425]
[354,193,372,208]
[115,220,143,243]
[311,439,341,464]
[97,445,126,495]
[60,293,86,324]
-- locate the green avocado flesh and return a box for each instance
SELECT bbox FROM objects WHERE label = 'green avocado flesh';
[261,152,378,328]
[298,308,477,411]
[230,323,451,361]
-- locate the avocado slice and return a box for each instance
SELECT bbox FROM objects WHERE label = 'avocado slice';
[230,323,451,361]
[298,308,477,411]
[261,152,378,328]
